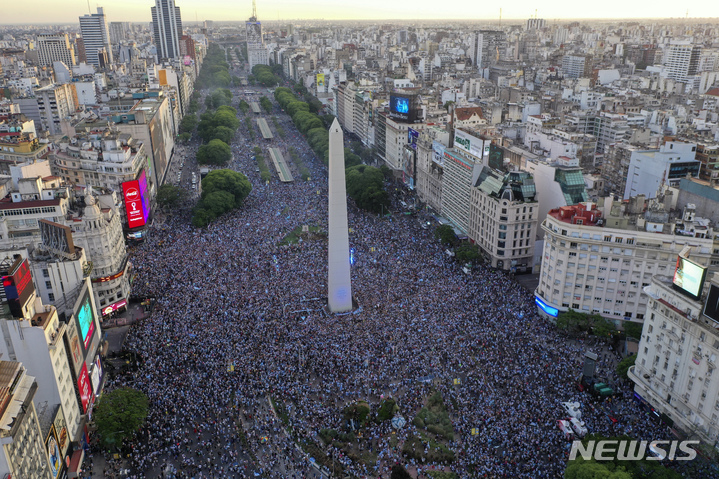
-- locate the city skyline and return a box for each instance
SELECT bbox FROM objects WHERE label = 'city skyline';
[3,0,718,25]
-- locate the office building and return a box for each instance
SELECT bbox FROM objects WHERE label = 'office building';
[246,6,268,69]
[151,0,183,61]
[37,34,76,68]
[79,7,113,68]
[629,271,719,444]
[468,168,538,272]
[34,83,77,136]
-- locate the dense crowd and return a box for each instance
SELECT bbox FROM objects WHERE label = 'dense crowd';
[100,85,717,479]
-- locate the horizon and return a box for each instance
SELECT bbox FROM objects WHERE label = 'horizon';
[2,0,718,26]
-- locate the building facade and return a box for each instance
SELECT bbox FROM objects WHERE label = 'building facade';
[152,0,183,61]
[37,34,76,67]
[79,7,113,68]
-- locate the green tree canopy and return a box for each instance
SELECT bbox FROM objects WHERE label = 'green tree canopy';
[391,465,412,479]
[564,460,632,479]
[435,224,457,246]
[200,190,236,217]
[624,322,643,340]
[259,96,272,113]
[238,100,249,114]
[616,354,637,380]
[197,139,232,166]
[179,114,197,134]
[156,184,184,210]
[455,243,482,265]
[208,125,235,144]
[345,165,389,214]
[201,169,252,208]
[93,387,149,450]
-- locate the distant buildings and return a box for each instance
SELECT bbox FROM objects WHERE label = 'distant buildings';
[79,7,113,68]
[246,10,269,69]
[470,30,506,71]
[151,0,183,61]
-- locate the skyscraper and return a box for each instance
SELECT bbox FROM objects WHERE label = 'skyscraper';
[246,1,269,69]
[79,7,113,68]
[151,0,183,61]
[37,33,76,67]
[470,30,506,71]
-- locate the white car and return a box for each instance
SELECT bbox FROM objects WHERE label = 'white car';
[557,419,574,440]
[569,417,588,438]
[561,401,582,420]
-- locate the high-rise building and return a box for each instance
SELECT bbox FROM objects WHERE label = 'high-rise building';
[470,30,506,71]
[37,33,76,67]
[525,18,546,30]
[151,0,183,61]
[562,54,593,79]
[79,7,113,68]
[108,21,128,44]
[664,41,702,83]
[246,3,269,69]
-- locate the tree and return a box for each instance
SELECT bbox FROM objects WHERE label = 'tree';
[197,139,231,166]
[435,224,457,246]
[564,460,632,479]
[200,190,235,217]
[592,315,616,342]
[201,169,252,208]
[259,96,272,113]
[93,387,149,450]
[179,114,197,134]
[390,465,412,479]
[239,100,249,114]
[556,309,592,334]
[345,165,389,214]
[616,354,637,380]
[624,322,643,340]
[178,132,191,143]
[455,243,482,265]
[156,184,184,210]
[209,125,235,144]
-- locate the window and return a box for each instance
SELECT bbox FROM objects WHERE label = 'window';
[42,269,49,277]
[45,281,51,289]
[604,235,612,242]
[615,237,623,243]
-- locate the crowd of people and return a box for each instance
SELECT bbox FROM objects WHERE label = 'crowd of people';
[99,84,717,479]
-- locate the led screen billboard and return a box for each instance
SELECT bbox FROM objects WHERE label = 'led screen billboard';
[389,94,417,122]
[704,285,719,323]
[77,363,92,413]
[673,256,707,300]
[453,129,485,159]
[46,425,61,479]
[407,128,419,149]
[122,179,146,229]
[77,291,96,350]
[138,170,150,220]
[2,257,35,317]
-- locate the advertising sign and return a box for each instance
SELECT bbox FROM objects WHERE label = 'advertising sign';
[138,170,150,221]
[432,140,445,167]
[407,128,419,150]
[703,284,719,323]
[316,73,325,87]
[122,180,146,229]
[46,425,61,479]
[53,407,69,458]
[102,299,127,317]
[77,363,92,413]
[2,257,36,317]
[77,292,95,350]
[90,356,103,396]
[453,129,485,159]
[66,318,83,376]
[488,143,504,170]
[389,94,417,122]
[673,256,707,300]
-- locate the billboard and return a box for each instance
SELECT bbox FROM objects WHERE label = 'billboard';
[453,129,485,159]
[402,147,415,189]
[138,170,150,221]
[316,73,325,87]
[389,94,417,122]
[53,407,69,458]
[46,425,61,479]
[2,257,35,317]
[77,363,92,413]
[122,179,146,229]
[90,356,104,396]
[432,140,445,167]
[703,284,719,323]
[65,316,83,376]
[488,143,504,170]
[76,290,96,350]
[673,256,707,300]
[407,128,419,150]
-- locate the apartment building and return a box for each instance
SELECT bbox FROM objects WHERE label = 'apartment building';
[629,272,719,444]
[36,34,76,68]
[34,83,77,136]
[535,200,717,324]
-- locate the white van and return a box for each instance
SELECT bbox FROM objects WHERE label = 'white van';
[569,417,587,438]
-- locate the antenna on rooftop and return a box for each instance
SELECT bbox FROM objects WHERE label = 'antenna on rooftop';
[86,0,91,14]
[499,8,502,27]
[252,0,257,20]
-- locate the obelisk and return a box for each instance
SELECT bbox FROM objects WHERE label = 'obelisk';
[327,118,353,312]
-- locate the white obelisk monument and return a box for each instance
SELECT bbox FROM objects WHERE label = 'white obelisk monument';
[327,118,353,312]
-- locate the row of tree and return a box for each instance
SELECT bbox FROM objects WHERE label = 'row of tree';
[192,169,252,227]
[195,43,232,89]
[249,64,282,87]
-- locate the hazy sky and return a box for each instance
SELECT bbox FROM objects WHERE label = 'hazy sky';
[4,0,719,24]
